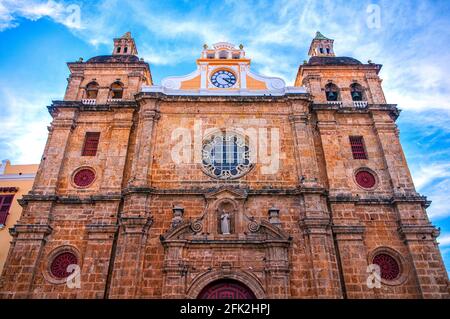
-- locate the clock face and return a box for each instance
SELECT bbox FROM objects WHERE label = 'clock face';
[211,70,237,88]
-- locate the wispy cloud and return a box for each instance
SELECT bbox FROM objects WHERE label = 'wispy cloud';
[0,0,83,31]
[438,234,450,246]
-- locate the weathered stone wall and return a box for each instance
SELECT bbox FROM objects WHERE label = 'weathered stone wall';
[1,51,448,300]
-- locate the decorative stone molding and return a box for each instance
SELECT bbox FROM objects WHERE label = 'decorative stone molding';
[171,205,184,228]
[86,224,118,240]
[185,270,266,299]
[398,224,440,242]
[10,224,53,240]
[268,207,281,227]
[332,225,365,241]
[299,217,331,234]
[119,216,153,235]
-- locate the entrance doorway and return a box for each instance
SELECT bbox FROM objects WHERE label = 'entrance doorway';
[197,279,256,299]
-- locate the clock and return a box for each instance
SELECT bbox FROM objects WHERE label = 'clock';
[211,70,237,88]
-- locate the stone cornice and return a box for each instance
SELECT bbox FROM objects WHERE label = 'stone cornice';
[328,193,430,207]
[311,103,400,121]
[123,186,327,197]
[10,224,53,240]
[332,225,365,234]
[135,91,311,103]
[398,224,440,242]
[48,100,137,114]
[19,193,122,206]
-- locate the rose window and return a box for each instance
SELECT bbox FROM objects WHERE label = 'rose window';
[355,170,376,189]
[202,132,252,179]
[73,168,96,187]
[50,252,78,279]
[373,253,400,281]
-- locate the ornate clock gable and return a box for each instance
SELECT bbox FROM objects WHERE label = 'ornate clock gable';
[143,42,305,96]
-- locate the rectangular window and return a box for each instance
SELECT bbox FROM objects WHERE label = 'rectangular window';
[0,195,14,226]
[82,132,100,156]
[349,136,368,159]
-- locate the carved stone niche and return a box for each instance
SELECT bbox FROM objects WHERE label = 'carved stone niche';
[205,187,247,239]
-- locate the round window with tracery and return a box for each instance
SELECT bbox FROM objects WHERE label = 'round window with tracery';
[73,168,96,188]
[50,252,78,279]
[355,170,376,189]
[373,253,400,281]
[202,132,252,180]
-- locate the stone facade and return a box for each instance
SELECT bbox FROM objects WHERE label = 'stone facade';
[0,32,448,299]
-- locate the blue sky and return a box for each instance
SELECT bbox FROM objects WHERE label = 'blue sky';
[0,0,450,271]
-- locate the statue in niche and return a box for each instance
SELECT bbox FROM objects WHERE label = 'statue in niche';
[220,210,231,235]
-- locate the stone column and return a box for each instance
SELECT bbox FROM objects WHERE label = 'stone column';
[100,109,134,194]
[372,112,415,193]
[288,107,322,187]
[64,71,84,101]
[264,242,290,298]
[332,222,375,298]
[107,215,152,298]
[128,98,160,187]
[397,205,449,298]
[33,108,77,195]
[0,224,52,299]
[76,224,117,299]
[299,194,343,298]
[161,241,188,298]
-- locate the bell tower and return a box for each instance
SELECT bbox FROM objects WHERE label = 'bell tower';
[113,32,138,56]
[308,31,335,57]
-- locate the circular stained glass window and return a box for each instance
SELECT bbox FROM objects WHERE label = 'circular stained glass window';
[202,132,252,180]
[355,170,376,189]
[373,253,400,281]
[50,252,78,279]
[73,168,96,187]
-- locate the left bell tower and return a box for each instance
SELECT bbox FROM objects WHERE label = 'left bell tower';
[0,33,151,298]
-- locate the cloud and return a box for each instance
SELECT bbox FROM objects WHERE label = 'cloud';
[438,234,450,246]
[0,0,83,31]
[0,86,51,164]
[412,163,450,190]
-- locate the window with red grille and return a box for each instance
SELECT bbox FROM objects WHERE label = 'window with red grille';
[73,168,96,188]
[373,253,400,281]
[50,252,78,279]
[82,132,100,156]
[349,136,367,159]
[355,170,376,189]
[0,195,14,226]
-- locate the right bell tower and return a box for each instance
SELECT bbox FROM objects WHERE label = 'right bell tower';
[294,32,449,298]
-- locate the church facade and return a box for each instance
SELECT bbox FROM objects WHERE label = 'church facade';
[0,32,448,299]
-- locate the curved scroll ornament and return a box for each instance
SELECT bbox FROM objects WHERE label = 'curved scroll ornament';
[191,220,203,233]
[247,220,260,233]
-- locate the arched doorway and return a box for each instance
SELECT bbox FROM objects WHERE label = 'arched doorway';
[197,279,256,299]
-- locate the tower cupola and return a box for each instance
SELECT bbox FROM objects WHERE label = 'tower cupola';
[113,32,138,56]
[308,31,335,57]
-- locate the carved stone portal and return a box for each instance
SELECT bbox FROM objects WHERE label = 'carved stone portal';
[159,187,292,299]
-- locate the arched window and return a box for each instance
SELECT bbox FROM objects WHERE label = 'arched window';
[124,46,128,54]
[110,82,124,99]
[85,82,99,99]
[351,83,364,101]
[219,50,228,59]
[325,83,339,101]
